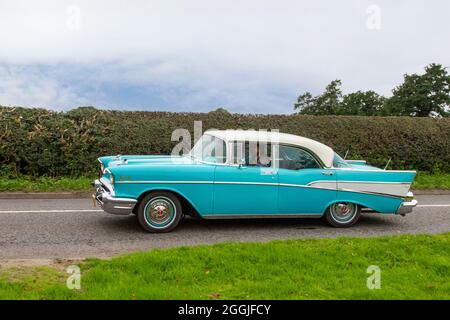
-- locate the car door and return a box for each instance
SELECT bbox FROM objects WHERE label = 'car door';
[212,141,278,216]
[277,145,336,215]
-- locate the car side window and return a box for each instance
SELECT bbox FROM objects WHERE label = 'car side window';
[231,141,272,167]
[278,145,320,170]
[332,153,351,168]
[206,137,227,163]
[192,135,227,163]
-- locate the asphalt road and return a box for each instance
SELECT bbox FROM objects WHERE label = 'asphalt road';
[0,195,449,260]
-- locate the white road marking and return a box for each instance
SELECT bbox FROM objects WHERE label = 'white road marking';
[417,204,450,207]
[0,209,103,213]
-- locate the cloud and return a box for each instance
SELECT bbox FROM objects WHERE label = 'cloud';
[0,65,89,109]
[0,0,448,113]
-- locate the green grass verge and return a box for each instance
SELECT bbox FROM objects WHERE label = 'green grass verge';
[0,233,448,300]
[413,173,450,189]
[0,172,448,192]
[0,176,94,192]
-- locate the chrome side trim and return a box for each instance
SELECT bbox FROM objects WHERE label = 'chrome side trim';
[216,181,278,186]
[115,180,336,192]
[338,188,403,199]
[307,180,411,185]
[116,180,215,185]
[202,214,323,219]
[331,168,417,173]
[278,182,334,190]
[116,179,408,186]
[114,180,405,198]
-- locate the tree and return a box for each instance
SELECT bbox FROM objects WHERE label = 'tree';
[338,91,385,116]
[295,81,385,116]
[293,92,315,114]
[294,80,342,115]
[294,63,449,117]
[384,63,450,117]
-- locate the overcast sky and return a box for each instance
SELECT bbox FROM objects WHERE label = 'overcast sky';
[0,0,448,113]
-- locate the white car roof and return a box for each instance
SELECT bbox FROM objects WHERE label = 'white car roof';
[205,129,335,168]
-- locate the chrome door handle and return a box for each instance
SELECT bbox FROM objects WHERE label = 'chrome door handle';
[321,171,333,176]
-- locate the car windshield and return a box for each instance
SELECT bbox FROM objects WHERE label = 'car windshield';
[333,153,351,168]
[189,134,227,163]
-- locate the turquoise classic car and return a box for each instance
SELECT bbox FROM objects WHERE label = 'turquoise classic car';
[93,130,417,232]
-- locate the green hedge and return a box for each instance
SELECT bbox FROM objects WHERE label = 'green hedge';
[1,106,449,177]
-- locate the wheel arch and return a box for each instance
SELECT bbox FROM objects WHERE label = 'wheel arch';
[133,187,202,218]
[323,198,368,213]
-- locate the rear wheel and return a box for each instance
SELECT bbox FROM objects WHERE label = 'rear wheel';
[324,202,360,227]
[137,191,183,233]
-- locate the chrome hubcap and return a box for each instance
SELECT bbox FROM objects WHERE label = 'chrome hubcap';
[330,202,357,222]
[144,197,176,228]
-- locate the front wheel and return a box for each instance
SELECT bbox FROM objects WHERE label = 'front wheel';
[137,191,183,233]
[324,202,360,228]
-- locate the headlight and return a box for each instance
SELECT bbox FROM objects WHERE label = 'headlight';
[104,168,115,185]
[98,160,105,177]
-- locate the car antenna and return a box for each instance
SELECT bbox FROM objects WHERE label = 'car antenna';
[384,157,392,170]
[343,150,349,160]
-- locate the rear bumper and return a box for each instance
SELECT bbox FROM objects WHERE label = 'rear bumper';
[93,179,137,215]
[396,192,418,215]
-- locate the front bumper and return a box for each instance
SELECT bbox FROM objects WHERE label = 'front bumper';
[93,179,137,215]
[396,192,418,215]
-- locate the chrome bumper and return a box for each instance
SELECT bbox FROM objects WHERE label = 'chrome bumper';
[93,179,137,215]
[396,192,418,216]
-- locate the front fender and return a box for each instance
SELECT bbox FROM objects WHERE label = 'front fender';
[113,182,214,216]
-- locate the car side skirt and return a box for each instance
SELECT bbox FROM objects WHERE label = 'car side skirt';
[202,214,323,219]
[116,180,407,199]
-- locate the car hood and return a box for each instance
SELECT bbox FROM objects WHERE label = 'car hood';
[99,155,196,168]
[100,155,383,171]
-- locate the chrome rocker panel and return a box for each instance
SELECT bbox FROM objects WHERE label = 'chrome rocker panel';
[94,179,137,215]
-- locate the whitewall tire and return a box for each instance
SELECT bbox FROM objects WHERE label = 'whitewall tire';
[324,202,361,228]
[137,191,183,233]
